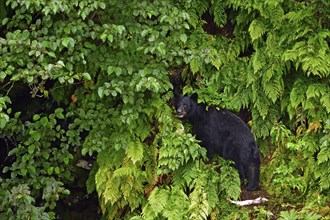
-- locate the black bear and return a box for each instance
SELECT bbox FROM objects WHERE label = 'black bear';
[176,95,260,191]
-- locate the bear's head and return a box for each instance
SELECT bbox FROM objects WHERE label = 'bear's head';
[176,95,197,119]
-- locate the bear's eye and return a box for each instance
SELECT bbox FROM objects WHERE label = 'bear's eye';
[183,104,188,108]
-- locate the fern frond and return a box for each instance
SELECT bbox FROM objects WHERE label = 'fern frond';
[249,19,266,42]
[162,186,190,219]
[210,1,227,28]
[320,93,330,113]
[282,9,313,23]
[95,165,111,196]
[289,79,306,109]
[218,165,241,200]
[86,162,98,193]
[126,141,144,164]
[147,186,169,216]
[302,55,330,77]
[262,69,284,103]
[190,58,201,74]
[253,86,270,119]
[251,49,267,74]
[314,123,330,191]
[315,159,330,191]
[112,166,138,178]
[172,160,199,188]
[317,146,330,165]
[189,187,209,220]
[190,0,209,17]
[103,176,121,205]
[306,83,326,99]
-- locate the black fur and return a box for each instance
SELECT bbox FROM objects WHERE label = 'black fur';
[177,96,260,191]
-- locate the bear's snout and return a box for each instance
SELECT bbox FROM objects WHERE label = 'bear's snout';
[177,108,186,118]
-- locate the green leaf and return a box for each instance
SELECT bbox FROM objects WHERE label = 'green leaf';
[63,156,69,165]
[107,66,115,75]
[57,60,65,67]
[126,142,144,164]
[98,87,104,98]
[21,31,30,40]
[115,67,122,76]
[62,38,70,47]
[27,75,34,83]
[320,93,330,113]
[107,34,113,42]
[81,147,88,156]
[42,151,50,159]
[0,114,9,129]
[61,37,75,48]
[0,71,6,80]
[14,112,21,118]
[22,154,30,162]
[27,165,36,175]
[55,108,65,119]
[147,187,169,215]
[2,18,9,25]
[33,114,40,121]
[68,78,74,84]
[100,33,107,42]
[180,33,187,43]
[249,19,266,41]
[190,58,200,74]
[48,51,56,58]
[41,40,49,47]
[40,117,49,126]
[32,132,41,142]
[28,145,35,154]
[99,2,106,9]
[62,189,71,195]
[21,169,28,176]
[64,27,71,34]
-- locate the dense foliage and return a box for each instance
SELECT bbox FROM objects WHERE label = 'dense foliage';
[0,0,329,219]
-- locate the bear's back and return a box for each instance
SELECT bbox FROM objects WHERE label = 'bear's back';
[212,109,254,139]
[191,107,256,156]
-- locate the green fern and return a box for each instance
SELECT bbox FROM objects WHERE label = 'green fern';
[251,49,268,74]
[210,1,227,28]
[172,160,199,188]
[148,187,169,216]
[290,79,307,110]
[249,19,266,42]
[126,141,144,164]
[188,0,209,17]
[189,57,202,74]
[320,92,330,113]
[142,186,190,219]
[217,164,241,200]
[314,121,330,191]
[189,186,209,220]
[262,68,284,103]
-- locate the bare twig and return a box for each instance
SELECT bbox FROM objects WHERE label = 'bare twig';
[228,197,268,206]
[5,82,15,96]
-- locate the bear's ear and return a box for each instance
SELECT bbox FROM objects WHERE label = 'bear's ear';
[174,90,181,101]
[191,93,198,102]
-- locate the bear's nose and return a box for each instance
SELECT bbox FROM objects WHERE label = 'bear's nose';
[177,108,186,118]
